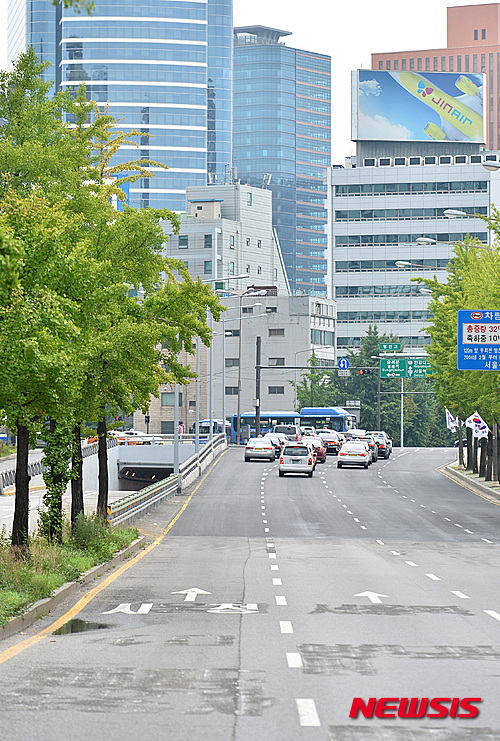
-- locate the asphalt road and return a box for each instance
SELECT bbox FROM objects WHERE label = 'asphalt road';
[1,446,500,740]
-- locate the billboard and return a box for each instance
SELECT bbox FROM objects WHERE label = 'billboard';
[352,70,485,143]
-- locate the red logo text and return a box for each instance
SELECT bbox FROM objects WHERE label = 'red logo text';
[350,697,481,719]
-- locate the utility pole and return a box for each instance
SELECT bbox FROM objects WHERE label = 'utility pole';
[255,336,261,435]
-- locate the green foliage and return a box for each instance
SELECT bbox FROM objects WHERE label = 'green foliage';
[52,0,94,11]
[0,517,138,625]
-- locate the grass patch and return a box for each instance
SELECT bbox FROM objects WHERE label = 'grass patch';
[0,515,139,626]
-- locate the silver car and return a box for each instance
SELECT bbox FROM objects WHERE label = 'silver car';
[245,437,275,462]
[337,441,371,469]
[279,443,315,477]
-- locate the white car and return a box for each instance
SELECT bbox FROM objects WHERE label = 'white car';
[245,437,275,462]
[279,443,315,477]
[337,441,371,469]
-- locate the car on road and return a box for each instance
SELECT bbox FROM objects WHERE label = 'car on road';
[368,431,392,458]
[273,424,300,441]
[301,435,327,463]
[263,432,287,456]
[337,441,372,469]
[244,437,275,462]
[316,429,341,455]
[279,443,315,477]
[300,426,316,437]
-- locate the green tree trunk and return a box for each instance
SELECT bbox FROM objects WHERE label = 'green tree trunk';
[71,424,84,527]
[11,422,30,551]
[466,426,473,470]
[472,437,478,474]
[96,411,108,521]
[479,437,487,478]
[457,421,464,467]
[48,419,63,544]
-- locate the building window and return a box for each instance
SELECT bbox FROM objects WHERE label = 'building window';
[450,56,454,72]
[204,260,212,274]
[481,53,485,72]
[183,260,188,269]
[409,58,414,70]
[425,57,430,71]
[225,386,238,395]
[266,306,278,313]
[482,28,486,40]
[246,264,250,273]
[178,235,188,248]
[474,29,478,40]
[204,234,212,248]
[257,266,262,274]
[268,386,284,395]
[229,235,235,248]
[242,306,253,314]
[225,358,240,367]
[269,357,285,366]
[457,55,462,72]
[247,192,252,206]
[269,328,285,336]
[246,238,250,246]
[441,56,446,71]
[161,392,182,407]
[257,239,262,248]
[465,54,469,72]
[386,60,391,70]
[189,400,196,407]
[417,57,422,71]
[433,56,438,71]
[229,261,234,275]
[274,268,278,280]
[378,60,383,70]
[473,54,478,72]
[394,59,398,70]
[161,421,174,434]
[401,59,406,70]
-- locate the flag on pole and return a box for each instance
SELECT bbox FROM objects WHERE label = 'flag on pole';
[445,408,457,431]
[465,412,489,438]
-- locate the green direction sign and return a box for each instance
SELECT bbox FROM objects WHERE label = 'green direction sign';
[380,342,402,352]
[406,358,432,378]
[380,357,407,378]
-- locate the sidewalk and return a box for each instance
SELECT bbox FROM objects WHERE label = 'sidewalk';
[438,453,500,505]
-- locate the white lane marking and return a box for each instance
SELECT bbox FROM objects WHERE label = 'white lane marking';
[420,505,425,508]
[261,505,266,509]
[402,495,407,499]
[485,610,500,622]
[338,499,342,502]
[398,451,410,457]
[296,699,321,727]
[426,573,441,580]
[354,518,360,522]
[264,528,270,532]
[263,520,268,523]
[376,540,385,545]
[390,551,401,556]
[342,504,347,508]
[394,490,399,493]
[451,591,470,599]
[347,510,353,515]
[431,511,437,514]
[273,578,282,586]
[455,524,463,528]
[280,621,293,633]
[405,561,418,567]
[360,525,367,530]
[271,565,279,571]
[482,538,493,544]
[275,596,287,606]
[383,464,387,468]
[355,591,388,604]
[287,652,303,668]
[267,543,275,548]
[387,485,393,488]
[268,553,277,559]
[410,499,415,502]
[444,517,451,521]
[464,529,473,534]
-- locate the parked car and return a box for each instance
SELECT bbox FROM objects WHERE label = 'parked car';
[316,429,341,455]
[279,443,315,477]
[244,437,275,462]
[263,432,287,456]
[337,441,372,469]
[368,431,392,458]
[301,435,327,463]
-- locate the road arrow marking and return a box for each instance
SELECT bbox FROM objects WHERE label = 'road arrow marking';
[355,591,388,604]
[451,591,470,599]
[172,588,211,602]
[390,550,401,556]
[102,603,153,615]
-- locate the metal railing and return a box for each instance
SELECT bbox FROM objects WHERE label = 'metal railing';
[178,432,226,484]
[107,474,179,526]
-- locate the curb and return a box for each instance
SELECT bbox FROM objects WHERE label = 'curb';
[0,536,146,640]
[439,463,500,505]
[3,484,47,496]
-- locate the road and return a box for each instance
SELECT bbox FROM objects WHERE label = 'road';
[1,446,500,740]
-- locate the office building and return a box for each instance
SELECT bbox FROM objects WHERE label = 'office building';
[233,26,331,296]
[161,183,290,293]
[328,153,500,352]
[7,0,233,211]
[372,3,500,151]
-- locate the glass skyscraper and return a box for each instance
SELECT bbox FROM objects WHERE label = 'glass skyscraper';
[7,0,233,211]
[233,26,331,296]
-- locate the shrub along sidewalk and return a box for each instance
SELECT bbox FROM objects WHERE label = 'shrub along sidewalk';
[0,514,139,627]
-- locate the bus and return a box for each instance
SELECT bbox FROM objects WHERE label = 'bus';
[197,419,231,437]
[230,408,355,443]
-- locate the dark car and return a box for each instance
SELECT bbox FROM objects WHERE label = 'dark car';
[316,429,341,455]
[302,435,327,463]
[368,431,392,459]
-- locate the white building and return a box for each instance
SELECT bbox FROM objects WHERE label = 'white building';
[328,152,500,353]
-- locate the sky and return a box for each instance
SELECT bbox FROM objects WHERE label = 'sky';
[0,0,484,161]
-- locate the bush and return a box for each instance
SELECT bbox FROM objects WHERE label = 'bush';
[0,516,139,626]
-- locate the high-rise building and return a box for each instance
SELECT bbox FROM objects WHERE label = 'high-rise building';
[233,26,331,297]
[371,3,500,151]
[7,0,233,211]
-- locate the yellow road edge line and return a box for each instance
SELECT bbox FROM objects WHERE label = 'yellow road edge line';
[436,464,500,507]
[0,449,227,666]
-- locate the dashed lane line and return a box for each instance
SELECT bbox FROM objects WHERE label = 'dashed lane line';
[287,653,303,668]
[280,621,294,634]
[296,699,321,727]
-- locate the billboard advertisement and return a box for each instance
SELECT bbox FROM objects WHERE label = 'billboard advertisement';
[352,70,485,143]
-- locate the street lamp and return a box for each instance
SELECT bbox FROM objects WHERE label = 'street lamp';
[443,208,469,218]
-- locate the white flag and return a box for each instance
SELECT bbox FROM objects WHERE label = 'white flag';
[465,412,489,438]
[445,408,457,431]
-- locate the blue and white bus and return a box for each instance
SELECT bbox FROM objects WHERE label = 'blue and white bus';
[198,419,231,437]
[230,408,355,443]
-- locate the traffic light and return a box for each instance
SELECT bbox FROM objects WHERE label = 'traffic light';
[357,368,373,376]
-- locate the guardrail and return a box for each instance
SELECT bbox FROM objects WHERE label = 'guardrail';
[107,433,227,526]
[107,474,179,526]
[0,437,118,495]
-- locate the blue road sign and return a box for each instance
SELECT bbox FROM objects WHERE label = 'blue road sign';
[338,358,350,370]
[457,310,500,370]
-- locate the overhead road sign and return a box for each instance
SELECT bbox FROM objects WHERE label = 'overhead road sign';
[380,342,402,352]
[380,358,407,378]
[406,358,432,378]
[457,310,500,370]
[338,358,350,370]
